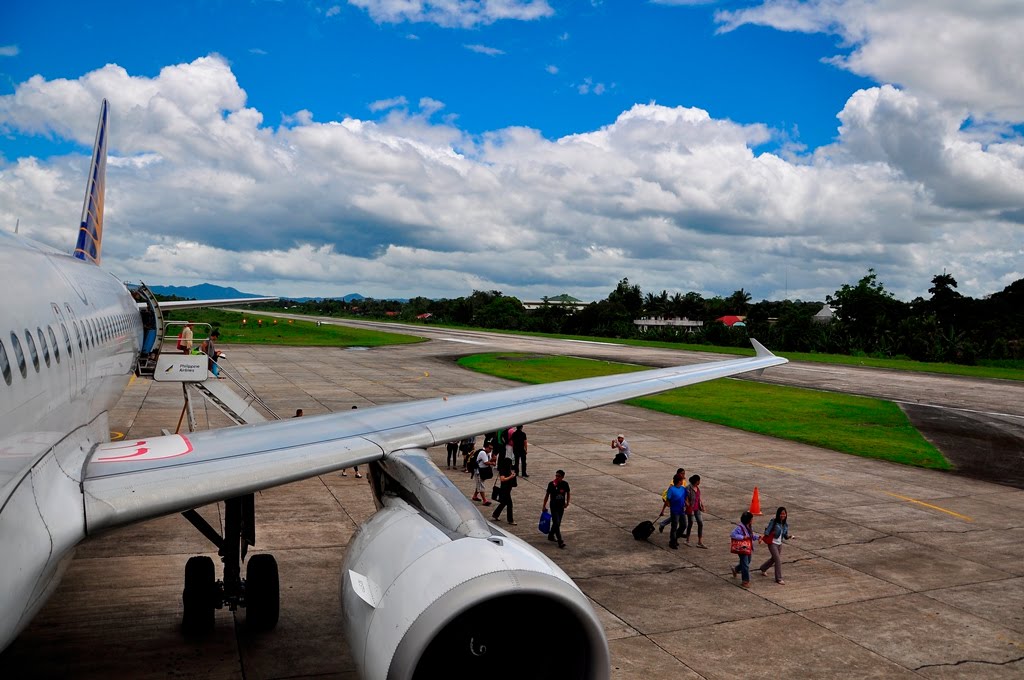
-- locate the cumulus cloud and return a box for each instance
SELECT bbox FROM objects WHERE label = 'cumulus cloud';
[715,0,1024,123]
[464,43,505,56]
[1,55,1022,302]
[368,96,408,112]
[546,64,559,74]
[348,0,554,28]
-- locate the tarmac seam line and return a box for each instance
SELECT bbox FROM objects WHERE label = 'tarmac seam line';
[913,654,1024,671]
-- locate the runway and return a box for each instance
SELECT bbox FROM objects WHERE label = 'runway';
[1,332,1022,678]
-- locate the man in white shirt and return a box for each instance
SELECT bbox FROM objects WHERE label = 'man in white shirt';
[612,434,631,465]
[472,442,495,506]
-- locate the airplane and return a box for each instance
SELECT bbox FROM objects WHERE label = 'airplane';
[0,100,788,679]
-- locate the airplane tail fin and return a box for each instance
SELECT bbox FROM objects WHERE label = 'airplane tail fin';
[73,99,109,265]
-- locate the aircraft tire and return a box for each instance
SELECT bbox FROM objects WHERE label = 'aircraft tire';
[182,555,216,633]
[246,553,280,631]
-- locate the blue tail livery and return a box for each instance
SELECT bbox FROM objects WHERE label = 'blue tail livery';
[73,98,108,264]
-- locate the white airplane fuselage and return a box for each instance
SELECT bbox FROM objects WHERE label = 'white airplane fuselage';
[0,229,141,648]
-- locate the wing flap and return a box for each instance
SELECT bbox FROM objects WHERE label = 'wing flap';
[83,345,786,534]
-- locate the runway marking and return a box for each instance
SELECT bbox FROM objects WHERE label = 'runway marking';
[883,492,973,522]
[561,339,625,347]
[746,462,800,474]
[441,338,489,345]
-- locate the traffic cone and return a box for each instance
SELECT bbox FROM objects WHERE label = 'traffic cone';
[749,487,763,515]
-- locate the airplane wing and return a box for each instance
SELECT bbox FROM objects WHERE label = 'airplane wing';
[83,340,786,534]
[138,296,278,311]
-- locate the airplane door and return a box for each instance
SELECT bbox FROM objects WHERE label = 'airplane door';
[51,304,79,396]
[59,304,86,395]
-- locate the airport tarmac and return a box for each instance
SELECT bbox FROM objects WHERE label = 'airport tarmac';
[1,333,1023,679]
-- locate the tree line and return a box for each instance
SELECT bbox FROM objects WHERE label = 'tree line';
[262,270,1024,367]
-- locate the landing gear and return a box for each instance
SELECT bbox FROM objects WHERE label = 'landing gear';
[245,553,280,630]
[182,555,216,633]
[180,494,280,633]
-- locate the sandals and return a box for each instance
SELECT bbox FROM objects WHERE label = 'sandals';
[696,543,707,549]
[776,579,786,585]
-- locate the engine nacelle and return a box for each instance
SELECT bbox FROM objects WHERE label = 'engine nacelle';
[341,496,610,680]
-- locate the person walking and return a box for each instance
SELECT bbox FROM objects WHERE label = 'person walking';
[472,443,495,506]
[490,457,517,525]
[542,469,571,548]
[758,507,794,584]
[658,468,687,533]
[201,330,223,378]
[178,322,194,355]
[730,511,759,588]
[459,436,476,472]
[658,474,687,549]
[611,434,631,465]
[683,474,706,548]
[446,440,460,469]
[511,425,529,477]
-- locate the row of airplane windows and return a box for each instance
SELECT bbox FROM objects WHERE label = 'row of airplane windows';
[0,308,139,387]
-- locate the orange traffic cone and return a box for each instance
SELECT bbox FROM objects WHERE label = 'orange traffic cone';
[749,487,763,515]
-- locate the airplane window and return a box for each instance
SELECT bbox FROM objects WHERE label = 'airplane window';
[37,328,50,368]
[10,332,27,379]
[48,326,60,364]
[25,330,40,372]
[0,339,10,385]
[61,324,72,356]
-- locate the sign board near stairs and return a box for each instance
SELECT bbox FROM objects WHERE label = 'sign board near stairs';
[154,354,209,382]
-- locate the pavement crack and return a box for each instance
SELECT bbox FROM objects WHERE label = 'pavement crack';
[814,534,892,550]
[913,654,1024,671]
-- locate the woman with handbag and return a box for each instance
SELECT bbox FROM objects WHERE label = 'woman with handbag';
[758,507,794,584]
[491,457,517,525]
[730,511,759,588]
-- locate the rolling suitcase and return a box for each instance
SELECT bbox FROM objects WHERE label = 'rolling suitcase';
[632,519,656,541]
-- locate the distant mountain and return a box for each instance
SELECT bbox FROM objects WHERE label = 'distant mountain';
[287,293,365,303]
[149,283,269,300]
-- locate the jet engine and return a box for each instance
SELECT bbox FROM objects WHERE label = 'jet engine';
[340,449,610,680]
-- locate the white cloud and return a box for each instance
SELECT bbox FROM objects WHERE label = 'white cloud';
[715,0,1024,124]
[546,64,559,75]
[1,56,1022,302]
[249,48,268,55]
[0,45,19,57]
[348,0,554,28]
[326,5,342,17]
[464,43,505,56]
[577,77,608,95]
[368,96,408,112]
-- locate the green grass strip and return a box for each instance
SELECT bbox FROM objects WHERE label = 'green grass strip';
[300,314,1024,381]
[165,309,424,347]
[458,353,951,470]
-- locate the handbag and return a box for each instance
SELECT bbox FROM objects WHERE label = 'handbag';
[730,537,753,555]
[477,464,493,481]
[538,510,552,534]
[730,524,753,555]
[492,484,501,500]
[507,475,518,488]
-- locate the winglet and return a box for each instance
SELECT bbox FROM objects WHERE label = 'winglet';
[750,338,775,358]
[73,99,109,265]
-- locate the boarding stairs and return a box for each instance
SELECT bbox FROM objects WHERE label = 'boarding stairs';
[181,364,280,431]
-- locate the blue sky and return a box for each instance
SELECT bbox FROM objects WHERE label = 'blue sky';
[1,1,1022,302]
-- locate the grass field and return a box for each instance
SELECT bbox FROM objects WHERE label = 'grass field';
[298,313,1024,381]
[164,309,423,347]
[458,353,951,470]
